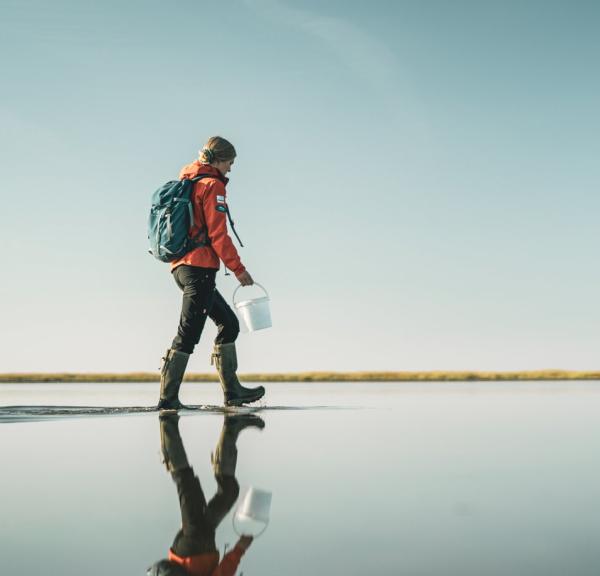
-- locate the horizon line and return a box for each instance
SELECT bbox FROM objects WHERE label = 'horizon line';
[1,370,600,383]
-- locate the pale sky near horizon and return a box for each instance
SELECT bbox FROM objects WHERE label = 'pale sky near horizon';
[1,0,598,373]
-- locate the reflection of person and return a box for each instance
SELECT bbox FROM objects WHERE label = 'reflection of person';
[157,136,265,411]
[148,413,265,576]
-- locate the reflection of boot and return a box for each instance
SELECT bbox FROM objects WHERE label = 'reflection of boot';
[157,348,190,411]
[211,343,265,406]
[211,414,265,477]
[159,414,190,473]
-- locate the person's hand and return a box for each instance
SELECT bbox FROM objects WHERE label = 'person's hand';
[236,270,254,286]
[236,535,254,551]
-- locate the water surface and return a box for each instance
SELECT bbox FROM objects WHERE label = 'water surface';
[1,381,600,575]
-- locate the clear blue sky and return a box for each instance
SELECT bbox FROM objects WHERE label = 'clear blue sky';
[1,0,598,373]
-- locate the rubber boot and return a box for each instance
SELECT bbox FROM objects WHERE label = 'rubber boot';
[157,348,190,411]
[159,414,190,473]
[211,414,265,477]
[211,343,265,406]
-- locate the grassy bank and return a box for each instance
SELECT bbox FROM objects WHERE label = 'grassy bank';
[0,370,599,383]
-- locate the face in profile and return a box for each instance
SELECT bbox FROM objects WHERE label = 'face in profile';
[214,158,235,176]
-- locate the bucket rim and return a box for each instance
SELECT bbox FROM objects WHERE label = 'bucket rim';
[234,296,270,309]
[235,512,270,523]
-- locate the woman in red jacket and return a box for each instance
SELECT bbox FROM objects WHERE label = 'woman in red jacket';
[157,136,265,411]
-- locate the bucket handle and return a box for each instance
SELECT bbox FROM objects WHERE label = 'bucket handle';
[233,513,270,538]
[232,282,269,308]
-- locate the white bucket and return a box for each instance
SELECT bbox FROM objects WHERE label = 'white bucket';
[233,283,272,332]
[233,487,272,537]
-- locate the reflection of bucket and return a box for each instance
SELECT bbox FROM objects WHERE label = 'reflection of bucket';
[233,283,272,332]
[233,487,272,537]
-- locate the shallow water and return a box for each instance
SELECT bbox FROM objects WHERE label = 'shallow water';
[2,381,600,575]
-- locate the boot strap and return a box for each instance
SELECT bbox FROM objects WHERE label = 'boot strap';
[159,350,171,373]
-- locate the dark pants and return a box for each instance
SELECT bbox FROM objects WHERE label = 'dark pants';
[171,265,240,354]
[171,467,240,556]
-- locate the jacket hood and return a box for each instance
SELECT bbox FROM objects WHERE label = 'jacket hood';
[178,161,228,184]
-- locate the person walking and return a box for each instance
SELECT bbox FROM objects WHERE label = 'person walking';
[157,136,265,411]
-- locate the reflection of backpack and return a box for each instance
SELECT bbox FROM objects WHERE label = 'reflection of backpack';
[148,176,211,262]
[147,559,188,576]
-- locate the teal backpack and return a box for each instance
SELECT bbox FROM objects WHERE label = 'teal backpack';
[147,176,212,262]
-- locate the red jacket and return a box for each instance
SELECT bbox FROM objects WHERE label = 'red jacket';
[168,545,245,576]
[170,161,245,276]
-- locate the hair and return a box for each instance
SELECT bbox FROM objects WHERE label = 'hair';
[199,136,236,164]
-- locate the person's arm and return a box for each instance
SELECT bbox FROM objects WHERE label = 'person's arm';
[211,537,253,576]
[201,181,249,280]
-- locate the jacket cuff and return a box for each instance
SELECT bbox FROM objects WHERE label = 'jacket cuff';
[229,262,246,277]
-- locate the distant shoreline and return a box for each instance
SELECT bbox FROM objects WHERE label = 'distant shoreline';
[1,371,599,383]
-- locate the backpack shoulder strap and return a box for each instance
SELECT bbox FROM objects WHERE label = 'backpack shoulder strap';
[189,172,227,184]
[190,174,213,182]
[225,205,244,247]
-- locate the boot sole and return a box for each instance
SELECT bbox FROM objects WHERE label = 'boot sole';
[225,390,265,407]
[158,407,179,414]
